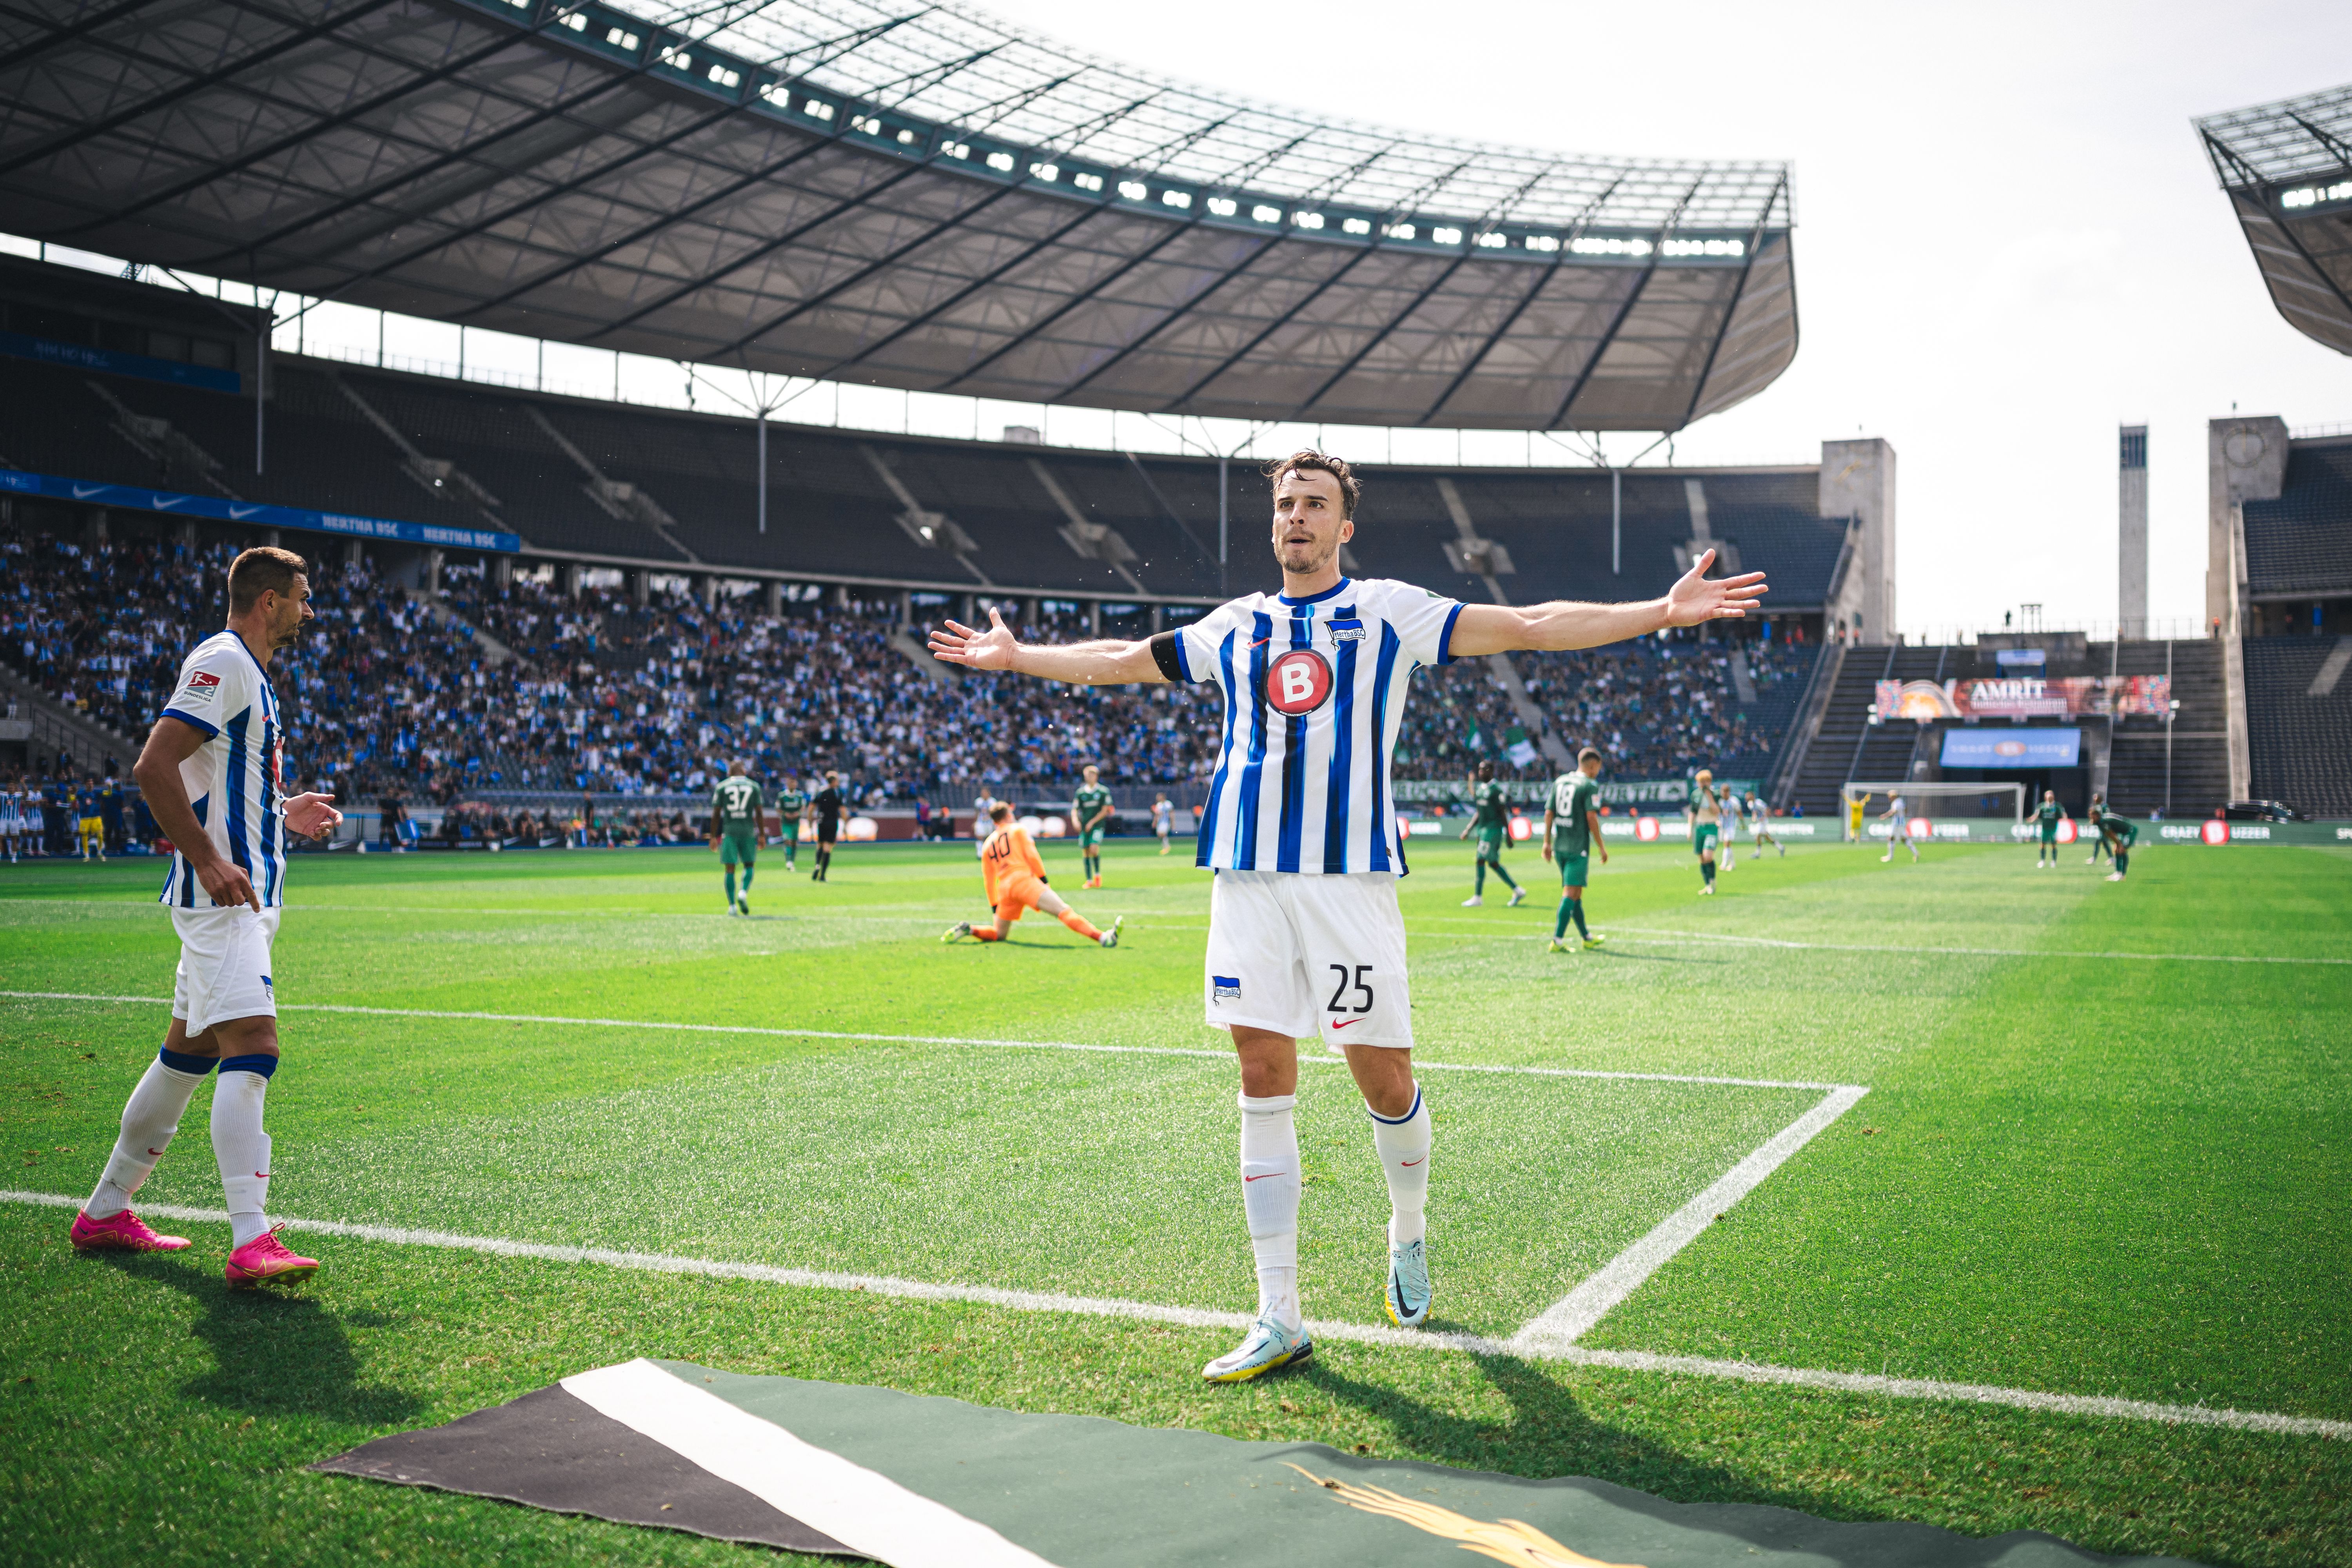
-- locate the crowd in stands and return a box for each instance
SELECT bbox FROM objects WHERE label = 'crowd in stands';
[1,518,1800,813]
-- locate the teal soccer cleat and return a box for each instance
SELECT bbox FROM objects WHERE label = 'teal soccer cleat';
[1385,1237,1432,1328]
[1201,1316,1313,1383]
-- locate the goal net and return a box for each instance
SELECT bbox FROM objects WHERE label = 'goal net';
[1839,781,2025,840]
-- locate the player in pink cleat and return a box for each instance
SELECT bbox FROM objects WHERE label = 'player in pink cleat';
[69,1208,192,1252]
[224,1226,319,1289]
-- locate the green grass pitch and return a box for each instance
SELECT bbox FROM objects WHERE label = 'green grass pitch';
[3,832,2348,1566]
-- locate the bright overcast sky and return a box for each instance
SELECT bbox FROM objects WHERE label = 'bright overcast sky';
[986,0,2352,637]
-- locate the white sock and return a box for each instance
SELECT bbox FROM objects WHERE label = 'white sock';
[1238,1093,1301,1331]
[212,1066,274,1247]
[86,1054,210,1219]
[1369,1085,1432,1247]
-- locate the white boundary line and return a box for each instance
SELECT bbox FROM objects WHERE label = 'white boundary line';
[1512,1086,1869,1349]
[1416,921,2352,967]
[6,1188,2343,1441]
[0,992,1846,1091]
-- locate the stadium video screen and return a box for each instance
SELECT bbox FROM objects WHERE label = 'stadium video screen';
[1939,727,2081,768]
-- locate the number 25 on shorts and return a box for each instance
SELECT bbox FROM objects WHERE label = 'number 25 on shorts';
[1327,963,1374,1016]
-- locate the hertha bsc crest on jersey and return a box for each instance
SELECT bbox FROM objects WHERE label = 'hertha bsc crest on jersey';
[1212,975,1241,1001]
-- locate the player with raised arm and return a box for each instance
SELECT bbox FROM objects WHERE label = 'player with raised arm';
[1543,747,1609,953]
[1745,789,1784,858]
[1689,769,1727,895]
[2034,789,2067,868]
[944,802,1122,948]
[69,547,343,1286]
[1071,764,1114,888]
[1153,792,1175,855]
[1879,790,1918,863]
[773,772,809,873]
[709,760,764,914]
[1458,759,1523,907]
[1846,788,1870,845]
[929,450,1764,1383]
[810,770,843,882]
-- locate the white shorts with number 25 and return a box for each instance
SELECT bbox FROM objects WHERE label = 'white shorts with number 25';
[1201,870,1413,1048]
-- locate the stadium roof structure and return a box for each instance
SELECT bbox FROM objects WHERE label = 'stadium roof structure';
[2198,84,2352,358]
[0,0,1797,431]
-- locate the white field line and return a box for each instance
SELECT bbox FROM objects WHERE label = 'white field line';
[1411,920,2352,967]
[1512,1086,1870,1350]
[0,992,1844,1091]
[7,1188,2343,1441]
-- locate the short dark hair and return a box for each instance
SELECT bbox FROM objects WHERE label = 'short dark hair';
[227,546,307,613]
[1264,449,1361,519]
[1578,746,1603,764]
[1474,759,1495,781]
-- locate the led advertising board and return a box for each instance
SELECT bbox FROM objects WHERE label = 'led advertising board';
[1939,728,2081,768]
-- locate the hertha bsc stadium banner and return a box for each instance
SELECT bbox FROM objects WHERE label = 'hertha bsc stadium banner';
[314,1359,2186,1566]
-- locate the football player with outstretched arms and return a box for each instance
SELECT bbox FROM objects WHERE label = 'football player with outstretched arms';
[70,547,343,1288]
[929,450,1764,1383]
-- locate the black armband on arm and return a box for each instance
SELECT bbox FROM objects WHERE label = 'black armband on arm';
[1148,630,1184,682]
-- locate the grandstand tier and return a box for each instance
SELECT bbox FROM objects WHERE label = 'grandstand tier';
[0,252,1857,616]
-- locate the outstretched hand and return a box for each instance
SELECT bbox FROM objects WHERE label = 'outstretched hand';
[1663,548,1768,626]
[928,608,1019,671]
[284,791,342,840]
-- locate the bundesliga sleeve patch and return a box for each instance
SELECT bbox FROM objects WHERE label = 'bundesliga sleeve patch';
[177,670,223,704]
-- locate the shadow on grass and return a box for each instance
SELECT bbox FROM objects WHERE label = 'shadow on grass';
[105,1252,423,1426]
[1299,1350,1944,1548]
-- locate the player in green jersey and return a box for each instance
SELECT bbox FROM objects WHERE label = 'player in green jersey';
[1542,747,1609,952]
[2084,791,2110,866]
[1071,764,1114,888]
[773,773,809,872]
[1690,769,1728,893]
[1457,759,1523,907]
[2100,812,2138,881]
[2033,789,2067,868]
[709,761,766,914]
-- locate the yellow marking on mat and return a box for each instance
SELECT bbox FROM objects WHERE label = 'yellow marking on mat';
[1281,1463,1644,1568]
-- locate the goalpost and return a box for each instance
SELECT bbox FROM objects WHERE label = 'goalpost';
[1839,781,2026,841]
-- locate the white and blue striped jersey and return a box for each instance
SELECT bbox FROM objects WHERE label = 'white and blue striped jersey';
[158,630,286,909]
[1174,577,1463,875]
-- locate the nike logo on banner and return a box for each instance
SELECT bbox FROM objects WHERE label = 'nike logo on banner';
[152,495,185,510]
[1401,1158,1424,1167]
[71,483,106,499]
[1242,1171,1287,1182]
[1328,1018,1363,1030]
[229,505,263,519]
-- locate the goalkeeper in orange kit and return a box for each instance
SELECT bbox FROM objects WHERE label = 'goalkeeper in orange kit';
[944,802,1123,948]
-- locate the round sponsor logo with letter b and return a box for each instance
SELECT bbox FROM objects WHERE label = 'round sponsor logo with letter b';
[1267,649,1333,715]
[2201,819,2229,846]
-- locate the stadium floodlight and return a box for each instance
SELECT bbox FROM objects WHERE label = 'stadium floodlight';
[1292,211,1324,229]
[1207,196,1237,216]
[1432,226,1463,245]
[1160,189,1191,209]
[1029,162,1059,181]
[1118,180,1149,200]
[1251,204,1281,223]
[1073,172,1103,191]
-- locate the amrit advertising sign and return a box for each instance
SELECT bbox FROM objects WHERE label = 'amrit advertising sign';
[1877,675,2170,721]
